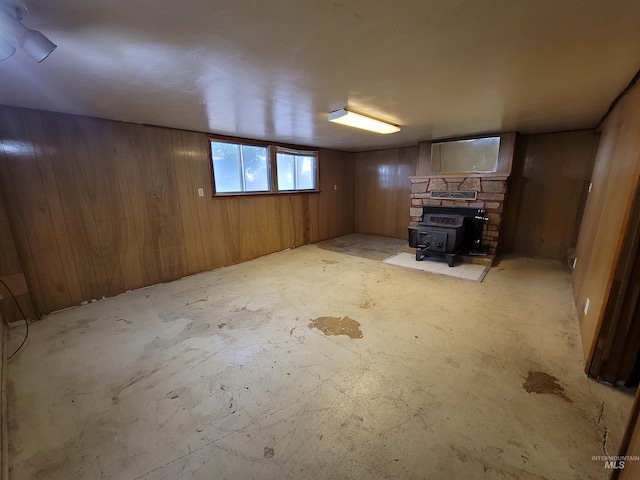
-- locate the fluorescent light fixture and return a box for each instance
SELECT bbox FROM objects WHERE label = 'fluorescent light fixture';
[328,108,400,134]
[0,7,56,62]
[19,28,56,62]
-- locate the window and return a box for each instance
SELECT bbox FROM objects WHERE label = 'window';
[211,140,270,193]
[276,148,318,191]
[430,136,500,174]
[210,139,319,196]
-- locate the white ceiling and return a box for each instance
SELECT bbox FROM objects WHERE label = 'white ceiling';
[1,0,639,152]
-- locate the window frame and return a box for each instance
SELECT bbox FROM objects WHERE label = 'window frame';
[275,147,319,193]
[209,137,320,197]
[209,138,272,195]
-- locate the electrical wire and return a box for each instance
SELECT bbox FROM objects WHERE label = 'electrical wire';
[0,277,29,360]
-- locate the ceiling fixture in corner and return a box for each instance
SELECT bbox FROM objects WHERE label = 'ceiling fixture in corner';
[328,108,401,134]
[0,0,56,62]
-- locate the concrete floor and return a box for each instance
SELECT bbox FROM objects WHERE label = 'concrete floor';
[315,233,407,261]
[6,243,635,479]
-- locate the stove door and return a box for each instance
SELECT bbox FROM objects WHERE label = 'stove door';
[419,230,448,252]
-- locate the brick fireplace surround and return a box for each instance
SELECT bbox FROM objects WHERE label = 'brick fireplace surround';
[409,174,509,254]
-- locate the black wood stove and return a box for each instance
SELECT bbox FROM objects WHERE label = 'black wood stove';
[408,206,487,267]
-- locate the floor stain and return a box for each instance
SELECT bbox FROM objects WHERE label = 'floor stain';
[359,299,374,309]
[115,318,132,324]
[523,371,572,403]
[185,298,208,306]
[139,319,223,361]
[308,316,363,339]
[217,322,227,329]
[450,444,469,462]
[322,259,339,264]
[449,444,548,479]
[445,357,460,368]
[315,234,406,261]
[112,367,161,403]
[54,317,98,335]
[560,331,576,349]
[263,447,275,458]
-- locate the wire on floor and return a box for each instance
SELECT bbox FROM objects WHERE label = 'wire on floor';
[0,278,30,360]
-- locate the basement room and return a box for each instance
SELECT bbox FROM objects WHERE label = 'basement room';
[2,1,640,479]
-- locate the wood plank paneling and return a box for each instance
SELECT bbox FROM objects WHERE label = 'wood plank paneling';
[0,108,70,313]
[572,81,640,365]
[592,197,640,383]
[29,112,85,306]
[0,194,35,322]
[0,106,354,315]
[310,149,355,242]
[102,122,146,291]
[614,387,640,480]
[354,147,418,239]
[502,130,599,259]
[619,415,640,479]
[39,111,107,302]
[172,129,207,275]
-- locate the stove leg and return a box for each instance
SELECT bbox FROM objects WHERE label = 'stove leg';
[416,249,424,261]
[446,254,455,267]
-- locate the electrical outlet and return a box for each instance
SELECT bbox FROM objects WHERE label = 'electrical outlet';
[584,297,590,315]
[197,188,204,197]
[334,184,337,190]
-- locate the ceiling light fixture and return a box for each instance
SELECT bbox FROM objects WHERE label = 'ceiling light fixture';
[328,108,400,134]
[0,3,56,62]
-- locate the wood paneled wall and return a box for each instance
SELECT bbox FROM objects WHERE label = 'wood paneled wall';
[310,149,355,242]
[616,389,640,480]
[501,130,599,259]
[353,147,418,239]
[0,188,35,323]
[0,106,354,316]
[572,81,640,364]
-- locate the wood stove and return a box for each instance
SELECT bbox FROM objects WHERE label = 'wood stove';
[408,206,487,267]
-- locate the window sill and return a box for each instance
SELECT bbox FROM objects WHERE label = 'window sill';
[212,190,321,198]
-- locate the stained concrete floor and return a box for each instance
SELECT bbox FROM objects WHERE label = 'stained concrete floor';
[6,244,635,479]
[315,233,406,261]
